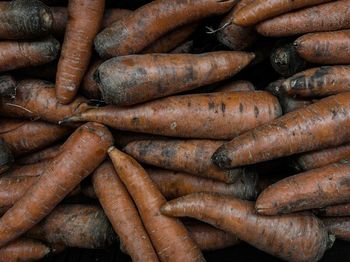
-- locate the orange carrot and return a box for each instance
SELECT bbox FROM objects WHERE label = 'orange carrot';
[2,161,49,178]
[113,131,169,149]
[316,203,350,217]
[17,144,61,165]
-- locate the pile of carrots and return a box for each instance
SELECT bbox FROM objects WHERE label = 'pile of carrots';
[1,0,350,261]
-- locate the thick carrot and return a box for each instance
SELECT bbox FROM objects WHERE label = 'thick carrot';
[256,1,350,37]
[322,217,350,241]
[293,143,350,171]
[280,66,350,97]
[96,52,254,106]
[316,203,350,217]
[0,238,51,262]
[256,160,350,215]
[92,161,158,261]
[161,192,332,262]
[0,0,53,39]
[0,140,13,175]
[17,144,61,165]
[0,37,60,72]
[233,0,331,26]
[108,147,204,262]
[26,204,116,249]
[81,59,103,100]
[124,139,245,183]
[55,0,105,104]
[170,40,194,54]
[0,75,16,99]
[215,80,255,92]
[0,122,113,247]
[64,91,282,139]
[0,79,88,124]
[212,92,350,169]
[94,0,236,57]
[0,119,70,157]
[148,167,259,200]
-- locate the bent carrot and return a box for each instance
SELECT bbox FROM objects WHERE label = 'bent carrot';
[0,140,13,175]
[322,217,350,241]
[0,75,16,99]
[55,0,105,104]
[212,92,350,169]
[108,147,204,262]
[17,144,61,165]
[0,122,113,247]
[161,192,332,262]
[96,52,254,106]
[316,203,350,217]
[63,91,282,139]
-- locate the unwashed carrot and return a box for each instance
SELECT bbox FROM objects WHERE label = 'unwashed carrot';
[17,144,61,165]
[215,80,255,92]
[161,192,332,262]
[63,91,282,139]
[108,147,204,262]
[256,160,350,215]
[96,52,254,105]
[256,1,350,37]
[212,92,350,169]
[0,140,13,175]
[55,0,105,104]
[0,122,113,247]
[81,59,103,100]
[316,203,350,217]
[322,217,350,241]
[0,75,16,99]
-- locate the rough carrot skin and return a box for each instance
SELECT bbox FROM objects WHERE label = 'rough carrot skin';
[0,122,113,247]
[256,160,350,215]
[92,161,159,262]
[256,1,350,37]
[215,80,255,92]
[0,119,70,157]
[55,0,105,104]
[293,143,350,171]
[0,238,51,262]
[108,147,204,262]
[64,91,282,139]
[233,0,331,26]
[0,140,13,175]
[124,139,245,183]
[0,75,16,99]
[0,0,53,40]
[81,59,103,100]
[0,37,60,72]
[26,204,116,249]
[96,52,255,106]
[322,217,350,241]
[212,92,350,169]
[161,192,332,262]
[0,79,88,124]
[316,203,350,217]
[295,30,350,65]
[17,144,61,165]
[280,66,350,98]
[148,168,259,200]
[94,0,236,57]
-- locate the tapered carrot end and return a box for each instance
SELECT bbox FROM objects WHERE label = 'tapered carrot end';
[160,202,174,216]
[211,146,232,169]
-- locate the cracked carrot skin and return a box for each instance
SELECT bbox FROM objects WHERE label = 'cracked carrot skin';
[0,79,88,124]
[55,0,105,104]
[161,192,332,262]
[96,52,255,106]
[256,160,350,215]
[94,0,236,57]
[256,1,350,37]
[212,92,350,169]
[316,203,350,217]
[92,161,158,262]
[108,147,204,262]
[63,91,282,139]
[0,122,113,247]
[322,217,350,241]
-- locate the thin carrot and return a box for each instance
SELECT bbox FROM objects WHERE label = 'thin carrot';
[322,217,350,241]
[0,75,16,99]
[17,144,61,165]
[316,203,350,217]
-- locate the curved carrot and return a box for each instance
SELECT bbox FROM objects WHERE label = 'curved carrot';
[316,203,350,217]
[161,192,332,262]
[55,0,105,104]
[108,147,204,262]
[322,217,350,241]
[17,144,61,165]
[215,80,255,92]
[0,75,16,99]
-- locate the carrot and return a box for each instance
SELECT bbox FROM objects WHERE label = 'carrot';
[0,0,53,39]
[16,62,57,81]
[148,167,259,200]
[0,119,70,157]
[322,217,350,241]
[316,203,350,217]
[0,140,13,175]
[92,161,158,261]
[94,0,236,57]
[96,52,254,106]
[161,192,333,262]
[2,160,49,178]
[256,1,350,37]
[295,30,350,65]
[26,204,116,249]
[256,160,350,215]
[55,0,105,104]
[108,147,204,262]
[64,91,281,139]
[212,92,350,169]
[124,139,245,183]
[233,0,331,26]
[0,37,60,72]
[0,238,51,262]
[81,59,103,100]
[293,143,350,171]
[0,122,113,247]
[0,79,88,124]
[17,144,61,165]
[0,75,16,99]
[170,40,194,54]
[114,131,168,149]
[102,8,132,28]
[215,80,255,92]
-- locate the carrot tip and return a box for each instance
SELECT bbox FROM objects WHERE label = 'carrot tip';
[211,149,231,169]
[107,146,115,153]
[159,203,172,216]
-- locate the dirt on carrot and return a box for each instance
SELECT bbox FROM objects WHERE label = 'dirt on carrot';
[0,75,16,99]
